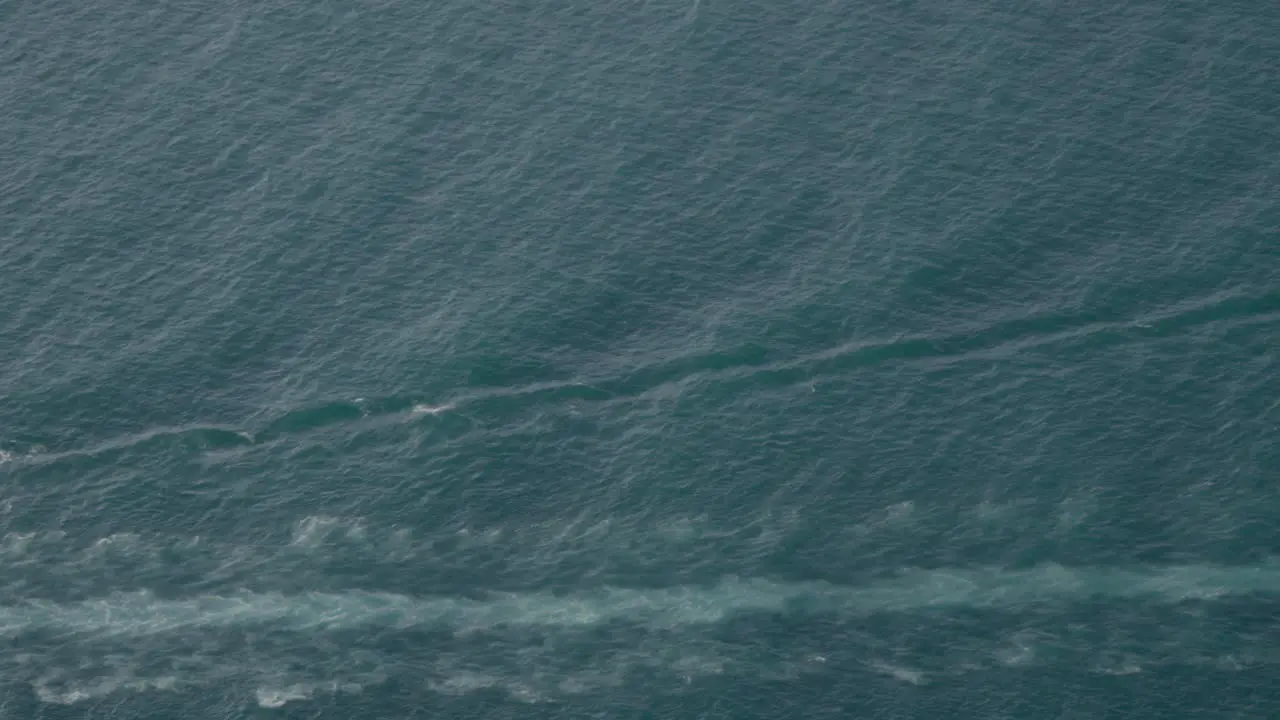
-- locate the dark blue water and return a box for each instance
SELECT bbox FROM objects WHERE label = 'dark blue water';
[2,0,1278,717]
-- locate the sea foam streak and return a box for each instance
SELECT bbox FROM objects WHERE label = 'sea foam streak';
[1,563,1276,638]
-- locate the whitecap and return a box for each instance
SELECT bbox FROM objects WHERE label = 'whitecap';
[411,402,455,416]
[255,684,312,708]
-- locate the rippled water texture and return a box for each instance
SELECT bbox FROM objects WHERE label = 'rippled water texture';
[1,0,1278,717]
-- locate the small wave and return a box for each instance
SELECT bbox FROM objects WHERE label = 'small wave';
[411,402,455,416]
[260,402,365,435]
[7,395,464,470]
[33,675,179,705]
[255,396,456,438]
[13,425,254,467]
[289,515,366,549]
[255,684,312,708]
[866,661,925,685]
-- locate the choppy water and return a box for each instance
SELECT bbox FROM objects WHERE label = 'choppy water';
[2,0,1278,717]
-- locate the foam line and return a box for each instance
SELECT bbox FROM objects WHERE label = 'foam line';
[2,563,1276,638]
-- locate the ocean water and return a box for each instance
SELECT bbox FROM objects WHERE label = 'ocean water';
[1,0,1278,717]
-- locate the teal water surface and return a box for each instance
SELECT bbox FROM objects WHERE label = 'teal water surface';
[2,0,1279,717]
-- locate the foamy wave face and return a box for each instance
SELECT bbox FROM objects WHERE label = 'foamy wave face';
[2,562,1278,638]
[3,562,1277,707]
[2,527,1278,707]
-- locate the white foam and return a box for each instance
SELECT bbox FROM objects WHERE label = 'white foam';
[0,562,1278,639]
[867,661,925,685]
[34,686,92,705]
[0,532,35,557]
[33,675,179,705]
[292,515,340,543]
[411,402,455,416]
[255,684,312,708]
[1093,655,1143,676]
[83,533,143,558]
[428,671,500,694]
[289,516,365,548]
